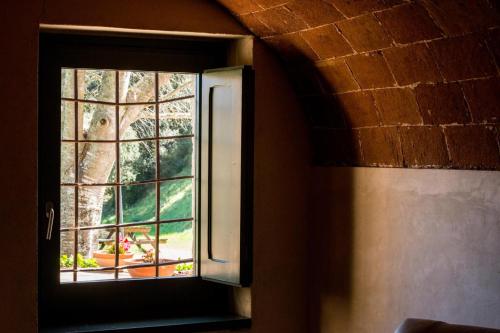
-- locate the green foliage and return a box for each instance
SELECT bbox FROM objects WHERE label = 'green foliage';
[60,254,99,268]
[159,138,193,179]
[105,243,126,254]
[60,254,73,268]
[77,254,99,268]
[175,262,193,272]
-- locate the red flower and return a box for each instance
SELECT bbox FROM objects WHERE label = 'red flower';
[123,238,130,251]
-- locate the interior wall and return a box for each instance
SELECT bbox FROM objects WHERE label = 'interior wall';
[0,1,309,332]
[310,167,500,333]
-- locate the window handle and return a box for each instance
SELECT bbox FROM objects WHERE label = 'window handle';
[45,202,54,240]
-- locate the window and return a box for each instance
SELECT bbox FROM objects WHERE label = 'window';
[59,68,197,283]
[38,32,252,330]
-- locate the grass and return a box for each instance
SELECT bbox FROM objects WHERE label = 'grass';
[99,166,194,257]
[101,172,193,237]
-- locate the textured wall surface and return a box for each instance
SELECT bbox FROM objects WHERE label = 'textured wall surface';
[311,167,500,333]
[217,0,500,169]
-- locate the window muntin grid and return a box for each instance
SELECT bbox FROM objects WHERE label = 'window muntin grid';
[59,68,196,283]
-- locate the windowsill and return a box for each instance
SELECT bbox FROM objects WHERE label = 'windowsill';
[40,315,251,333]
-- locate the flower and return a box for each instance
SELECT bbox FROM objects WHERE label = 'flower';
[105,235,131,254]
[123,238,130,251]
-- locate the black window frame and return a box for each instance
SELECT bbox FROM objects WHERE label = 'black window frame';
[38,32,243,329]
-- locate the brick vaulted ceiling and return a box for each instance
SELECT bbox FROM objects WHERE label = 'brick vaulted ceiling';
[217,0,500,170]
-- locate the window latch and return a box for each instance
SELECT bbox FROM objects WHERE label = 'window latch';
[45,201,54,240]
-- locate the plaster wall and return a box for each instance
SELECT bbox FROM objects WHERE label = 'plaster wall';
[311,167,500,333]
[0,1,309,332]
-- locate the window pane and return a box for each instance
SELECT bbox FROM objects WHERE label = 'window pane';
[159,138,193,179]
[159,222,193,259]
[76,270,115,282]
[121,183,156,223]
[119,71,155,103]
[61,143,75,184]
[160,221,193,277]
[60,230,74,259]
[78,186,116,227]
[158,73,195,101]
[59,69,197,283]
[159,101,194,137]
[99,186,117,225]
[78,143,116,184]
[61,101,74,140]
[61,68,74,99]
[78,103,115,141]
[77,227,116,282]
[118,225,161,279]
[77,69,116,103]
[120,140,156,183]
[120,105,156,140]
[159,179,193,220]
[60,271,73,283]
[60,230,75,283]
[60,186,75,229]
[120,225,157,256]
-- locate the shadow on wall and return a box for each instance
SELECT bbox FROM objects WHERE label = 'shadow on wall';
[308,166,355,333]
[259,46,358,333]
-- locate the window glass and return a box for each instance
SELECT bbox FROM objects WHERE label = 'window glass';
[59,69,196,282]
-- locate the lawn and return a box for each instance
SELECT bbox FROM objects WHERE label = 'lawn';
[100,175,194,257]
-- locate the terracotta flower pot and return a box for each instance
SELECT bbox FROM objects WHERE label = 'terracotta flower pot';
[124,259,176,278]
[93,251,134,267]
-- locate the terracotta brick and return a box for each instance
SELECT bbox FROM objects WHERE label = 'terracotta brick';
[461,77,500,123]
[486,28,500,67]
[327,0,402,18]
[301,25,354,59]
[238,14,275,36]
[336,14,393,52]
[400,126,449,167]
[285,0,345,27]
[254,5,308,35]
[302,95,346,128]
[217,0,262,15]
[444,125,500,169]
[415,83,470,125]
[253,0,287,8]
[372,88,422,125]
[430,35,497,81]
[383,44,442,85]
[376,2,443,44]
[358,127,403,166]
[311,128,362,164]
[346,52,396,89]
[264,32,319,63]
[334,91,380,127]
[420,0,500,36]
[315,59,360,93]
